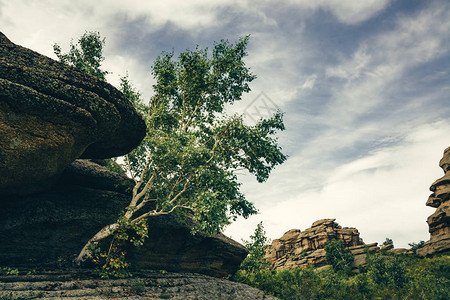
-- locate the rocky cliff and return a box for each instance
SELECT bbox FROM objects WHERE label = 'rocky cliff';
[264,219,380,270]
[418,146,450,256]
[0,32,248,278]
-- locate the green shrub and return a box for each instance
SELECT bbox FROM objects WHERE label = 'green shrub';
[365,252,409,288]
[0,267,19,275]
[130,278,146,294]
[233,253,450,299]
[408,240,425,253]
[325,239,354,275]
[382,237,393,247]
[240,222,271,273]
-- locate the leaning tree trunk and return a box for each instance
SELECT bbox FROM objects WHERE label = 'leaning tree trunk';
[74,223,120,264]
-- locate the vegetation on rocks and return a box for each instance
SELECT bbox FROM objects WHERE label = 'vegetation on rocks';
[233,224,450,299]
[0,267,19,276]
[235,254,450,300]
[55,32,286,277]
[324,239,354,275]
[53,31,109,80]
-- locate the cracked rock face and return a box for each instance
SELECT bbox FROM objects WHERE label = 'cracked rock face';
[0,32,146,195]
[418,146,450,256]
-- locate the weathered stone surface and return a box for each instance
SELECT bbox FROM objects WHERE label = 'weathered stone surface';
[418,146,450,256]
[0,270,278,299]
[265,219,376,270]
[0,161,247,277]
[349,244,380,269]
[0,160,133,267]
[389,248,411,255]
[380,243,394,251]
[0,32,146,195]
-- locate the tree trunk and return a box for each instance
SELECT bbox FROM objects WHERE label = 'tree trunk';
[74,223,120,264]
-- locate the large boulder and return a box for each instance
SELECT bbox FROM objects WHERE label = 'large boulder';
[418,146,450,256]
[0,32,146,195]
[0,160,247,277]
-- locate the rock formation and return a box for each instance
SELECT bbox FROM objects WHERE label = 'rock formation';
[418,146,450,256]
[0,160,247,277]
[0,32,146,195]
[265,219,379,270]
[0,270,278,299]
[0,32,248,278]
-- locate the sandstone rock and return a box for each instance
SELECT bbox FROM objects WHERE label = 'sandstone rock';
[0,32,146,195]
[348,242,380,270]
[0,161,247,277]
[389,248,410,255]
[418,146,450,256]
[265,219,370,270]
[380,243,394,251]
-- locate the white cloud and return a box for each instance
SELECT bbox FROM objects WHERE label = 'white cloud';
[326,46,371,79]
[301,74,317,89]
[286,0,389,24]
[225,120,450,248]
[323,4,450,124]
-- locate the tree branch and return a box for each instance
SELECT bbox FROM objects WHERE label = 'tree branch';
[74,223,120,263]
[131,205,180,223]
[169,176,191,204]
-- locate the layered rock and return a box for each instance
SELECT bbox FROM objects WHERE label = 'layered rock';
[265,219,379,270]
[0,32,146,195]
[418,146,450,256]
[0,160,247,277]
[0,270,277,299]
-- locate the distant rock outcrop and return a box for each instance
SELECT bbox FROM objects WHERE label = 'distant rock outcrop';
[0,160,247,277]
[418,146,450,256]
[0,32,146,195]
[265,219,379,270]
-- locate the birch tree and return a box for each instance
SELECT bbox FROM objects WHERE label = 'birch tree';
[55,34,286,267]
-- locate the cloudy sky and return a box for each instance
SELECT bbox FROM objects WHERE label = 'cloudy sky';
[1,0,449,248]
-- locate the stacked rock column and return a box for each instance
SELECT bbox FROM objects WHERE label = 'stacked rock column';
[418,146,450,256]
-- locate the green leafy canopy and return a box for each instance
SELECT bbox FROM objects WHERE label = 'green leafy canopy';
[54,33,287,271]
[124,36,287,234]
[53,31,109,80]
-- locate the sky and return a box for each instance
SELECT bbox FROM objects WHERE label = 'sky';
[1,0,449,248]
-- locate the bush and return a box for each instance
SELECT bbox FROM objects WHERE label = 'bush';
[233,253,450,299]
[240,222,271,273]
[325,239,354,275]
[129,278,146,294]
[365,252,409,288]
[408,240,425,253]
[0,267,19,275]
[382,237,393,247]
